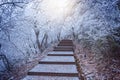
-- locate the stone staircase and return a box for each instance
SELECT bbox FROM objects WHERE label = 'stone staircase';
[22,40,79,80]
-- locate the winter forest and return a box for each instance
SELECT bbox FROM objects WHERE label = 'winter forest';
[0,0,120,80]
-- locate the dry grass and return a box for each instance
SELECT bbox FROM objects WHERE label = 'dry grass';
[74,41,120,80]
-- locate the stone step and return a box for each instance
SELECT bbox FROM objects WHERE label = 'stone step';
[60,41,73,43]
[54,47,73,49]
[59,43,73,44]
[59,41,73,43]
[48,54,74,56]
[53,49,73,51]
[58,43,73,45]
[54,46,73,49]
[58,44,73,46]
[28,64,78,77]
[39,61,75,64]
[28,72,78,77]
[22,76,79,80]
[41,56,75,62]
[60,40,73,42]
[48,51,74,56]
[48,51,74,54]
[61,40,72,41]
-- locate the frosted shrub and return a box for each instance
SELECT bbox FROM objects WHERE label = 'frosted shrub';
[106,27,120,58]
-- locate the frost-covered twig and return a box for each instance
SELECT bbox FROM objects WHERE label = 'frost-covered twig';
[0,2,26,8]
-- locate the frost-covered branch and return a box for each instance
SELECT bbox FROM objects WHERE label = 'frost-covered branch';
[0,44,11,71]
[0,2,24,7]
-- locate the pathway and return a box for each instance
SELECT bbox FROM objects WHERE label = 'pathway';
[22,40,79,80]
